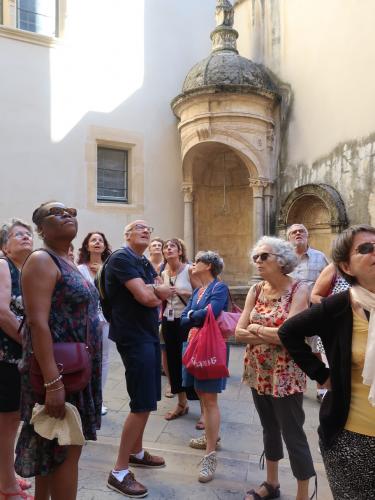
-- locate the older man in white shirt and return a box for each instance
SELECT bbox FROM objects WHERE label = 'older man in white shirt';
[287,223,329,401]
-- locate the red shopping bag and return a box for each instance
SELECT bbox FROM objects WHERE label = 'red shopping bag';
[182,305,229,380]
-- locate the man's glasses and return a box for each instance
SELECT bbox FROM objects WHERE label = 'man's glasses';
[252,252,279,263]
[132,224,154,233]
[354,242,375,255]
[10,231,33,240]
[45,207,77,218]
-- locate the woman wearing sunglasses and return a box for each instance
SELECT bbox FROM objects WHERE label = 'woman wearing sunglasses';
[15,202,102,500]
[236,236,315,500]
[279,225,375,500]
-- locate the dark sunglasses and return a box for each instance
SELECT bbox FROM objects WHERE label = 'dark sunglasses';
[355,242,375,255]
[252,252,279,263]
[45,207,77,218]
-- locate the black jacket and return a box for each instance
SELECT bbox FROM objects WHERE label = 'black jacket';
[278,291,353,449]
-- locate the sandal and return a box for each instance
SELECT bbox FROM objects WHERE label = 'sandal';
[164,403,189,421]
[16,479,31,491]
[164,385,175,398]
[0,490,34,499]
[245,481,280,500]
[195,419,205,430]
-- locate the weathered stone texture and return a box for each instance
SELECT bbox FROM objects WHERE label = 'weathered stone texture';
[279,134,375,226]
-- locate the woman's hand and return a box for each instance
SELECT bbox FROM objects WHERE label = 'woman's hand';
[321,376,332,390]
[246,323,261,335]
[45,385,66,419]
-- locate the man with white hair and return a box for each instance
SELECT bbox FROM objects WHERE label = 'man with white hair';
[287,223,329,402]
[287,224,329,288]
[105,220,171,498]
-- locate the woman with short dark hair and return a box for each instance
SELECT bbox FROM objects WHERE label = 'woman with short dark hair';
[236,236,314,500]
[15,202,102,500]
[77,231,112,416]
[0,219,33,499]
[180,250,229,483]
[279,224,375,499]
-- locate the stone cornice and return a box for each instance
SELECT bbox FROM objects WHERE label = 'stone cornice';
[172,85,281,117]
[0,25,59,48]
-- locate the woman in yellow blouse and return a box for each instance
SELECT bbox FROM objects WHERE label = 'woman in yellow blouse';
[279,224,375,500]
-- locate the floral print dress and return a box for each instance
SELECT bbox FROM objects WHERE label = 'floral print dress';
[15,251,102,477]
[0,258,23,364]
[243,281,306,397]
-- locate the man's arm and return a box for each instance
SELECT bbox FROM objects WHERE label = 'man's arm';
[125,278,171,307]
[0,260,22,343]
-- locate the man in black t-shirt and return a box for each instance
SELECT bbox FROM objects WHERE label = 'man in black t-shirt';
[106,220,171,498]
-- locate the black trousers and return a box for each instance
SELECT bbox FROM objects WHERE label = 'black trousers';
[162,317,188,394]
[251,389,316,481]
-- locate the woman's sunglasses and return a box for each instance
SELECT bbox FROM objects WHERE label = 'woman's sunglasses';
[355,242,375,255]
[45,207,77,218]
[252,252,279,263]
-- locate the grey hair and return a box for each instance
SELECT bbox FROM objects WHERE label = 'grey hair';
[286,223,308,239]
[195,250,224,278]
[0,219,33,250]
[250,236,298,275]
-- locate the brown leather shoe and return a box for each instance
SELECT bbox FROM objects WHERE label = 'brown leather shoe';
[129,450,166,468]
[107,471,148,498]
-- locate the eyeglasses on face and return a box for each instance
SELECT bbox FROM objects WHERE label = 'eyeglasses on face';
[132,224,154,233]
[10,231,33,240]
[252,252,279,263]
[290,229,307,236]
[354,241,375,255]
[45,207,77,218]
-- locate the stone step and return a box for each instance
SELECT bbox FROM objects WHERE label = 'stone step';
[77,437,331,500]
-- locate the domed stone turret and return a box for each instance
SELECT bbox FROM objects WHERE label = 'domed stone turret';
[180,0,278,97]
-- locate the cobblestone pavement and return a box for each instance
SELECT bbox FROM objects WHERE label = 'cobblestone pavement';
[74,343,332,500]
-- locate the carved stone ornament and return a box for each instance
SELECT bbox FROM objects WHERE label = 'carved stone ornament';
[197,126,211,141]
[249,178,269,189]
[181,184,194,203]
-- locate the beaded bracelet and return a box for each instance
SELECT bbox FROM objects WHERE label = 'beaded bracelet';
[46,385,64,393]
[44,374,62,387]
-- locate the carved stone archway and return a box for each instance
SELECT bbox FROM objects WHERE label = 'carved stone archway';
[278,184,348,256]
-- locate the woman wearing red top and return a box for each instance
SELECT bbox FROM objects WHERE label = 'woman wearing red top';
[236,236,314,500]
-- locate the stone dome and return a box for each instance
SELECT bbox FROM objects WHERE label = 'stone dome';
[179,0,278,98]
[182,51,278,95]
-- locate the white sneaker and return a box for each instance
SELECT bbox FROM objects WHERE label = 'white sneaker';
[101,405,108,415]
[189,434,221,450]
[198,451,217,483]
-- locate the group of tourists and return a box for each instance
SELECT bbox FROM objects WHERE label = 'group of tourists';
[0,201,374,500]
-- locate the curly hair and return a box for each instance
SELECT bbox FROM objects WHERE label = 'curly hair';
[77,232,112,264]
[163,238,188,263]
[251,236,298,275]
[195,250,224,277]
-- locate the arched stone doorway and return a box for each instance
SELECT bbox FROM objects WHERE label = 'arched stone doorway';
[190,142,252,284]
[278,184,348,257]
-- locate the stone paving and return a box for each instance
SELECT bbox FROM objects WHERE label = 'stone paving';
[75,343,333,500]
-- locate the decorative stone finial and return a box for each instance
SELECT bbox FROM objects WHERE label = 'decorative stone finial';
[211,0,238,53]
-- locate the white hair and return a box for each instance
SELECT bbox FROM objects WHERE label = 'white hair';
[250,236,298,274]
[286,223,308,239]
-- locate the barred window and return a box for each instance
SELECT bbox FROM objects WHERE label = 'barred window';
[17,0,57,36]
[97,147,128,203]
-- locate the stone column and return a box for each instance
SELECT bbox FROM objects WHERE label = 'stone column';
[263,182,273,235]
[249,178,268,242]
[182,183,194,260]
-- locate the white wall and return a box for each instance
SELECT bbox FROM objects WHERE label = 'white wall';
[0,0,216,253]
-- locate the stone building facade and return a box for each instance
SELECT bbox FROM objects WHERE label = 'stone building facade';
[0,0,374,286]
